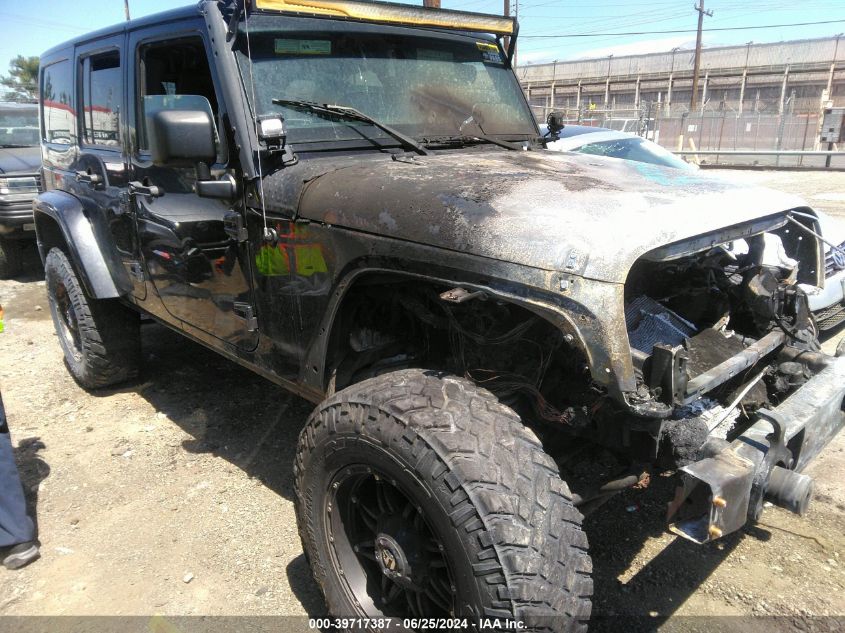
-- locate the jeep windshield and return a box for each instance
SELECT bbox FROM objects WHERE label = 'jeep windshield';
[0,103,39,147]
[234,17,536,147]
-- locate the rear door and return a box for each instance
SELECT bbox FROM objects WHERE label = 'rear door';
[128,24,258,351]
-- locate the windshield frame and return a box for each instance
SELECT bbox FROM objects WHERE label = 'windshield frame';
[232,15,539,152]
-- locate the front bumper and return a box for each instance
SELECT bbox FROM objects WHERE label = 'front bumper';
[667,354,845,543]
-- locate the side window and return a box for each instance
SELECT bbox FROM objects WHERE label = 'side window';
[137,37,223,161]
[41,59,76,145]
[81,51,121,148]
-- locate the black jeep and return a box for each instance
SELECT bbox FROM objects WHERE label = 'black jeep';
[0,101,41,278]
[34,1,845,630]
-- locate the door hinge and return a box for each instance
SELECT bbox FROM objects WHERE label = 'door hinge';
[224,211,248,243]
[128,261,145,282]
[233,302,258,331]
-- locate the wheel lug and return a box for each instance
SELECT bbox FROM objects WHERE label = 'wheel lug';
[332,482,339,490]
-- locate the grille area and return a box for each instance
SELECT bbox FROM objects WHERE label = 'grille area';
[815,301,845,331]
[824,240,845,278]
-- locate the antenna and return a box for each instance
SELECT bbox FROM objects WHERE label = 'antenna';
[243,6,273,240]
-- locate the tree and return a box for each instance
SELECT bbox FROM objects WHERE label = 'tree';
[1,56,40,102]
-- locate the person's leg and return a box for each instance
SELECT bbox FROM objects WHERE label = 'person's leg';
[0,395,38,569]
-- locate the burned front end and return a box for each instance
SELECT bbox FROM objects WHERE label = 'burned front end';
[621,210,845,542]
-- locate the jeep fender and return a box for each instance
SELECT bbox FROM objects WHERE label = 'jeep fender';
[33,190,131,299]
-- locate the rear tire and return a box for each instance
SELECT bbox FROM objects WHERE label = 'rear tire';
[44,247,140,389]
[0,237,22,279]
[295,369,592,632]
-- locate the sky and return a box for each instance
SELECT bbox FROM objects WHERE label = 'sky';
[1,0,844,73]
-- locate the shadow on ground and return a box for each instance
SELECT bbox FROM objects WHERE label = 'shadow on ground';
[583,474,749,630]
[14,437,50,539]
[82,321,781,626]
[93,323,325,610]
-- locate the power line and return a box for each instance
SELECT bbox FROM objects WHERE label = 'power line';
[520,18,845,38]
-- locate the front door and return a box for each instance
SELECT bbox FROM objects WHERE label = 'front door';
[128,29,257,351]
[74,37,146,300]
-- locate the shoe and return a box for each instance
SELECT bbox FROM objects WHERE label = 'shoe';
[2,542,40,570]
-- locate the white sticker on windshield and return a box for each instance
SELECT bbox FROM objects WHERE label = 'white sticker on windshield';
[274,39,332,55]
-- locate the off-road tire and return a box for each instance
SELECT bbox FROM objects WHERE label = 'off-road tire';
[44,247,140,389]
[295,368,593,632]
[0,237,22,279]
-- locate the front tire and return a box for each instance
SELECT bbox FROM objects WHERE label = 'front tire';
[0,237,22,279]
[295,369,592,632]
[45,247,140,389]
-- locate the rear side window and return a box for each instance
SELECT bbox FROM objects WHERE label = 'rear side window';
[41,59,76,145]
[81,51,121,148]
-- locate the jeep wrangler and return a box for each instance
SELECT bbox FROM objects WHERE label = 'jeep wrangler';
[0,101,41,278]
[35,1,845,630]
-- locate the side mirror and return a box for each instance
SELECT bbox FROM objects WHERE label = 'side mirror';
[147,109,217,167]
[546,111,566,139]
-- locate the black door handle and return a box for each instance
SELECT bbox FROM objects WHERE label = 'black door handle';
[75,170,103,185]
[129,181,164,198]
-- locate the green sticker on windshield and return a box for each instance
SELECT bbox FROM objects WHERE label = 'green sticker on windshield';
[274,39,331,55]
[476,41,503,64]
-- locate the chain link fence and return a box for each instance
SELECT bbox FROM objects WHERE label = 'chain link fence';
[528,101,844,169]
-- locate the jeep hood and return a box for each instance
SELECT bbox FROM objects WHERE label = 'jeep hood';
[291,150,808,283]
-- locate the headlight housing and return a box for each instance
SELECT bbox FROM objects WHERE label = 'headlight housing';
[0,176,39,197]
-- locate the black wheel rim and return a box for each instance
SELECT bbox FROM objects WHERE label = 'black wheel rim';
[327,466,456,619]
[53,282,83,362]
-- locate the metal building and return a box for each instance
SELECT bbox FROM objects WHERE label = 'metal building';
[518,36,843,118]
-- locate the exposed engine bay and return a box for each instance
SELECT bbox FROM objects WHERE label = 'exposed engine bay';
[624,225,824,460]
[326,215,831,475]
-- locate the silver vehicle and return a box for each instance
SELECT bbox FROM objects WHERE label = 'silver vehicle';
[0,102,41,278]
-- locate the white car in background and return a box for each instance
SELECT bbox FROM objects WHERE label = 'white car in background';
[803,212,845,331]
[542,124,696,171]
[542,124,845,332]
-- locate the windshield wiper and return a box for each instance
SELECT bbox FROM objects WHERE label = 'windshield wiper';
[271,99,429,156]
[423,134,524,152]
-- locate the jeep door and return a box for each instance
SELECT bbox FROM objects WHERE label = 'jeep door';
[128,26,258,352]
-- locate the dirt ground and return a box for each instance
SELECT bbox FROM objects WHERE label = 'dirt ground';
[1,170,845,631]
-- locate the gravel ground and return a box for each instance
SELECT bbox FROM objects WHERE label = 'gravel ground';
[1,170,844,631]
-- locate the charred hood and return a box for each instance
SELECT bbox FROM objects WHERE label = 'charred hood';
[276,149,809,283]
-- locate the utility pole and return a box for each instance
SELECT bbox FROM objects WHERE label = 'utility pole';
[503,0,510,53]
[124,0,130,21]
[689,1,712,111]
